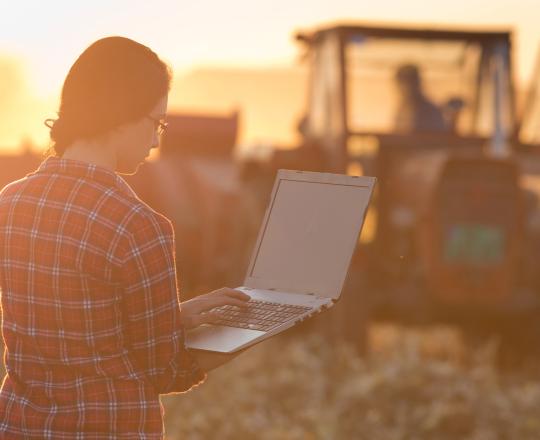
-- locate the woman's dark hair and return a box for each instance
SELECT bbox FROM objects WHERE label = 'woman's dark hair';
[46,36,172,156]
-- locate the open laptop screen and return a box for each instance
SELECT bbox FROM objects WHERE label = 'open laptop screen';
[245,171,375,300]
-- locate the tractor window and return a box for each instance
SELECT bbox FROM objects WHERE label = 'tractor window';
[345,36,486,136]
[308,33,346,170]
[309,33,344,142]
[520,55,540,146]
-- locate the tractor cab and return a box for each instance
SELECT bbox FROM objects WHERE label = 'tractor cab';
[296,24,515,169]
[292,23,537,318]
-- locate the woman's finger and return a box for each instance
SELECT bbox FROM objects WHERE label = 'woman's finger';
[200,312,220,325]
[207,288,250,301]
[183,312,218,330]
[220,288,251,301]
[202,296,249,312]
[193,312,220,329]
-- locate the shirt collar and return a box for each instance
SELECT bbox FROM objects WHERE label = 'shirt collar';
[33,156,136,197]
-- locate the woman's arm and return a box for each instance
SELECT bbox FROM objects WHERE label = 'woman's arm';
[120,214,250,392]
[120,215,205,393]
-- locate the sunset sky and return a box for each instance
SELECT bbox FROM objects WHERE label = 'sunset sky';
[1,0,539,150]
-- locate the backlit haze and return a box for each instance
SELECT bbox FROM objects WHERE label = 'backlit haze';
[1,0,539,152]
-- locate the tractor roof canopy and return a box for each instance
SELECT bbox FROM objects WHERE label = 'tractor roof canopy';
[297,23,515,152]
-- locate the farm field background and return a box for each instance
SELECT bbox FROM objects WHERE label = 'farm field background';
[160,324,540,440]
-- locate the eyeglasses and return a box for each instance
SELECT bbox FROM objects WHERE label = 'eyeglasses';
[146,116,168,136]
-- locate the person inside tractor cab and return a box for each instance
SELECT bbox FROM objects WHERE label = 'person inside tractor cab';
[442,96,466,134]
[394,63,449,134]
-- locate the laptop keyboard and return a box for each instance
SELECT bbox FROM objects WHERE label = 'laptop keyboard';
[212,299,312,332]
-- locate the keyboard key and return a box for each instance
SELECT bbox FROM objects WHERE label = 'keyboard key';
[212,299,312,331]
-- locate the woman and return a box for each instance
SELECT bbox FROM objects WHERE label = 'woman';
[0,36,249,439]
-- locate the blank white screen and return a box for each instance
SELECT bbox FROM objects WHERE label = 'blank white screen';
[249,179,371,297]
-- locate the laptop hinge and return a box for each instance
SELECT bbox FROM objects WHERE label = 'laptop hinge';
[247,287,328,301]
[302,292,328,299]
[311,293,334,302]
[302,292,321,298]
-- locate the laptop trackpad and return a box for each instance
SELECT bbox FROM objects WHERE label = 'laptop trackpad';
[186,325,265,353]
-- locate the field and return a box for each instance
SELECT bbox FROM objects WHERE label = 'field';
[162,325,540,440]
[1,324,539,439]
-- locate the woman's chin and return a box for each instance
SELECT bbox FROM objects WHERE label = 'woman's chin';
[117,162,142,175]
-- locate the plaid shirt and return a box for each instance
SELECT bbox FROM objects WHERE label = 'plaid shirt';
[0,157,206,439]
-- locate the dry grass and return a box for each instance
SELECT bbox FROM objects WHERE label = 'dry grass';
[162,325,540,440]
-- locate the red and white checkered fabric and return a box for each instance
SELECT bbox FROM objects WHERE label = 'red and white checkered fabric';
[0,157,205,439]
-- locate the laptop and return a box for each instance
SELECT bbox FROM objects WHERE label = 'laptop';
[185,169,376,353]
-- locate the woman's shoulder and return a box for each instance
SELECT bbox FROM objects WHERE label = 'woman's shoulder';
[122,198,174,238]
[0,175,30,197]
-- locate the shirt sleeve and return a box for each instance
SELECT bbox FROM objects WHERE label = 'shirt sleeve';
[119,211,206,394]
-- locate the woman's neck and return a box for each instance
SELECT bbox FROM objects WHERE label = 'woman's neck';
[61,139,116,172]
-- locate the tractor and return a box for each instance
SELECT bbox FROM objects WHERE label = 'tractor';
[246,23,540,356]
[119,23,540,358]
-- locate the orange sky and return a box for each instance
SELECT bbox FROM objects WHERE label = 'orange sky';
[1,0,539,151]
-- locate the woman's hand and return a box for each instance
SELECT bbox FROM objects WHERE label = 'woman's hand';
[180,287,250,330]
[181,288,251,372]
